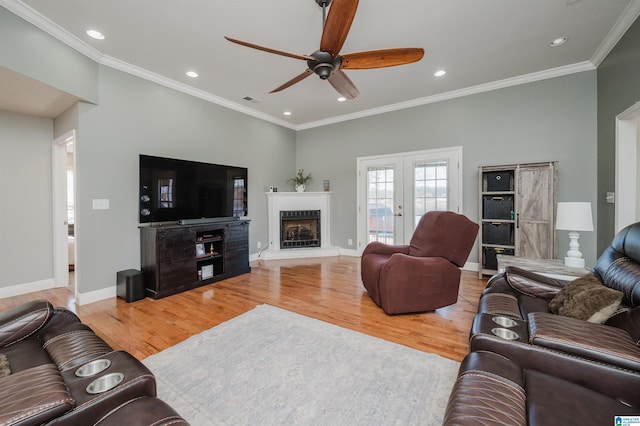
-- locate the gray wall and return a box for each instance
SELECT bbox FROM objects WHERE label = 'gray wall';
[72,66,296,294]
[54,104,80,139]
[5,5,639,297]
[597,16,640,253]
[296,71,598,266]
[0,9,296,296]
[0,111,54,287]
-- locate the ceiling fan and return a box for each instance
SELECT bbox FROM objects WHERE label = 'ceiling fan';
[225,0,424,100]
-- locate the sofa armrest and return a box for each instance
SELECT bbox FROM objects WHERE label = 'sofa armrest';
[0,363,74,425]
[0,300,53,348]
[470,332,640,405]
[528,312,640,370]
[361,241,409,257]
[504,267,569,299]
[444,351,527,426]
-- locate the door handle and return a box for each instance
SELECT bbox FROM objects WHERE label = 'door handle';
[394,213,403,217]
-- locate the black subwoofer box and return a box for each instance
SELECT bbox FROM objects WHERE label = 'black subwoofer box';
[117,269,145,302]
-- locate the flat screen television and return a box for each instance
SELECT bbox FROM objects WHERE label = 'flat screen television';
[139,154,247,224]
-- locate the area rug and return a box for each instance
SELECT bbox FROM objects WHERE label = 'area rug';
[143,304,459,425]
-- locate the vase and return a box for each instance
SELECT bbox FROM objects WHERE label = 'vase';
[295,184,306,192]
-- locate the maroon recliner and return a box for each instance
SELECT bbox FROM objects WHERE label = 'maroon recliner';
[361,211,479,314]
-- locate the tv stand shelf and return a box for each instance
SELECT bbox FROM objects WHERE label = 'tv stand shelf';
[140,219,250,299]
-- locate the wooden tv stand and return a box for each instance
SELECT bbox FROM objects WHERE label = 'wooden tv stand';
[140,219,251,299]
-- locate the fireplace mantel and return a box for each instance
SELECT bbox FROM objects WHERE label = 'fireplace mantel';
[263,192,339,260]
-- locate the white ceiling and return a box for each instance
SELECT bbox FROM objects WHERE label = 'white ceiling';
[2,0,640,129]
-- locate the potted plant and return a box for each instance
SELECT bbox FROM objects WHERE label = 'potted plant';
[289,169,312,192]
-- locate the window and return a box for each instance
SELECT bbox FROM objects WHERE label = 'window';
[232,177,246,217]
[158,179,174,208]
[414,160,448,226]
[367,166,395,244]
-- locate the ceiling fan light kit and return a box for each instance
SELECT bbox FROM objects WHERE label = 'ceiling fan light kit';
[225,0,424,100]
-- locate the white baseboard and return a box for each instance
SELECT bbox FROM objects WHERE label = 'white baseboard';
[250,247,360,261]
[0,278,55,299]
[76,286,117,306]
[0,277,116,307]
[260,247,341,260]
[462,261,480,272]
[339,248,360,257]
[250,250,478,267]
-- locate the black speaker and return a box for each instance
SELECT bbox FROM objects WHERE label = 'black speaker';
[117,269,145,303]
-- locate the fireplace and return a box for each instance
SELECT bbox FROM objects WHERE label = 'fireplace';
[264,191,338,260]
[280,210,320,249]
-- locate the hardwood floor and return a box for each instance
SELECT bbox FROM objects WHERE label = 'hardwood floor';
[0,256,487,362]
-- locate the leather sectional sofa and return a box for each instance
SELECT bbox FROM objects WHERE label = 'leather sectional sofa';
[444,221,640,425]
[0,299,188,425]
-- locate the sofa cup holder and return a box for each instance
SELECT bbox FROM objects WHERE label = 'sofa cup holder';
[75,359,112,378]
[491,316,518,328]
[491,327,520,341]
[86,372,125,395]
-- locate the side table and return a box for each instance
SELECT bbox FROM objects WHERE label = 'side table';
[496,255,590,281]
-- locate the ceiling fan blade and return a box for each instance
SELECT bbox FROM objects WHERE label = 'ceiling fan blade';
[319,0,359,56]
[341,48,425,69]
[225,37,315,61]
[327,69,359,100]
[270,69,314,93]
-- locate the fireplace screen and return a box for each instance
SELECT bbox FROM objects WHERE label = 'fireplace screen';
[280,210,320,249]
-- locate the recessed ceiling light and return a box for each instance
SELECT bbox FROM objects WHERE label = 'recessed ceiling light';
[86,29,105,40]
[337,97,347,102]
[434,70,446,77]
[283,111,292,116]
[549,37,568,47]
[186,71,199,78]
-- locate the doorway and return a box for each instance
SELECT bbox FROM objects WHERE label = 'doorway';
[615,101,640,232]
[356,147,462,252]
[52,130,76,296]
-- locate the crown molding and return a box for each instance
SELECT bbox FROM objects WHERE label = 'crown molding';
[101,56,296,129]
[296,61,596,130]
[0,0,104,62]
[590,0,640,66]
[1,0,296,129]
[0,0,621,131]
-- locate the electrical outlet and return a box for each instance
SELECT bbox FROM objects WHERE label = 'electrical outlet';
[92,199,109,210]
[348,238,353,246]
[257,241,262,249]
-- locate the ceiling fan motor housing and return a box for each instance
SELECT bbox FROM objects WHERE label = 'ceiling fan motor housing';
[308,50,341,79]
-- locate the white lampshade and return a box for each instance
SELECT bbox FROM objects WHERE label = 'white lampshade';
[556,202,593,232]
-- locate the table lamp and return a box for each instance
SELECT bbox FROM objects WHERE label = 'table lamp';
[555,202,593,268]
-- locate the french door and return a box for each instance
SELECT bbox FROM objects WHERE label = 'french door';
[356,147,462,251]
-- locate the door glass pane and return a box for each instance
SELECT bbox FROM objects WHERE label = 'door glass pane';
[414,161,448,227]
[367,166,395,244]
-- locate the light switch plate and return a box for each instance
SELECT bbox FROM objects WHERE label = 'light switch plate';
[606,192,615,204]
[92,199,110,210]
